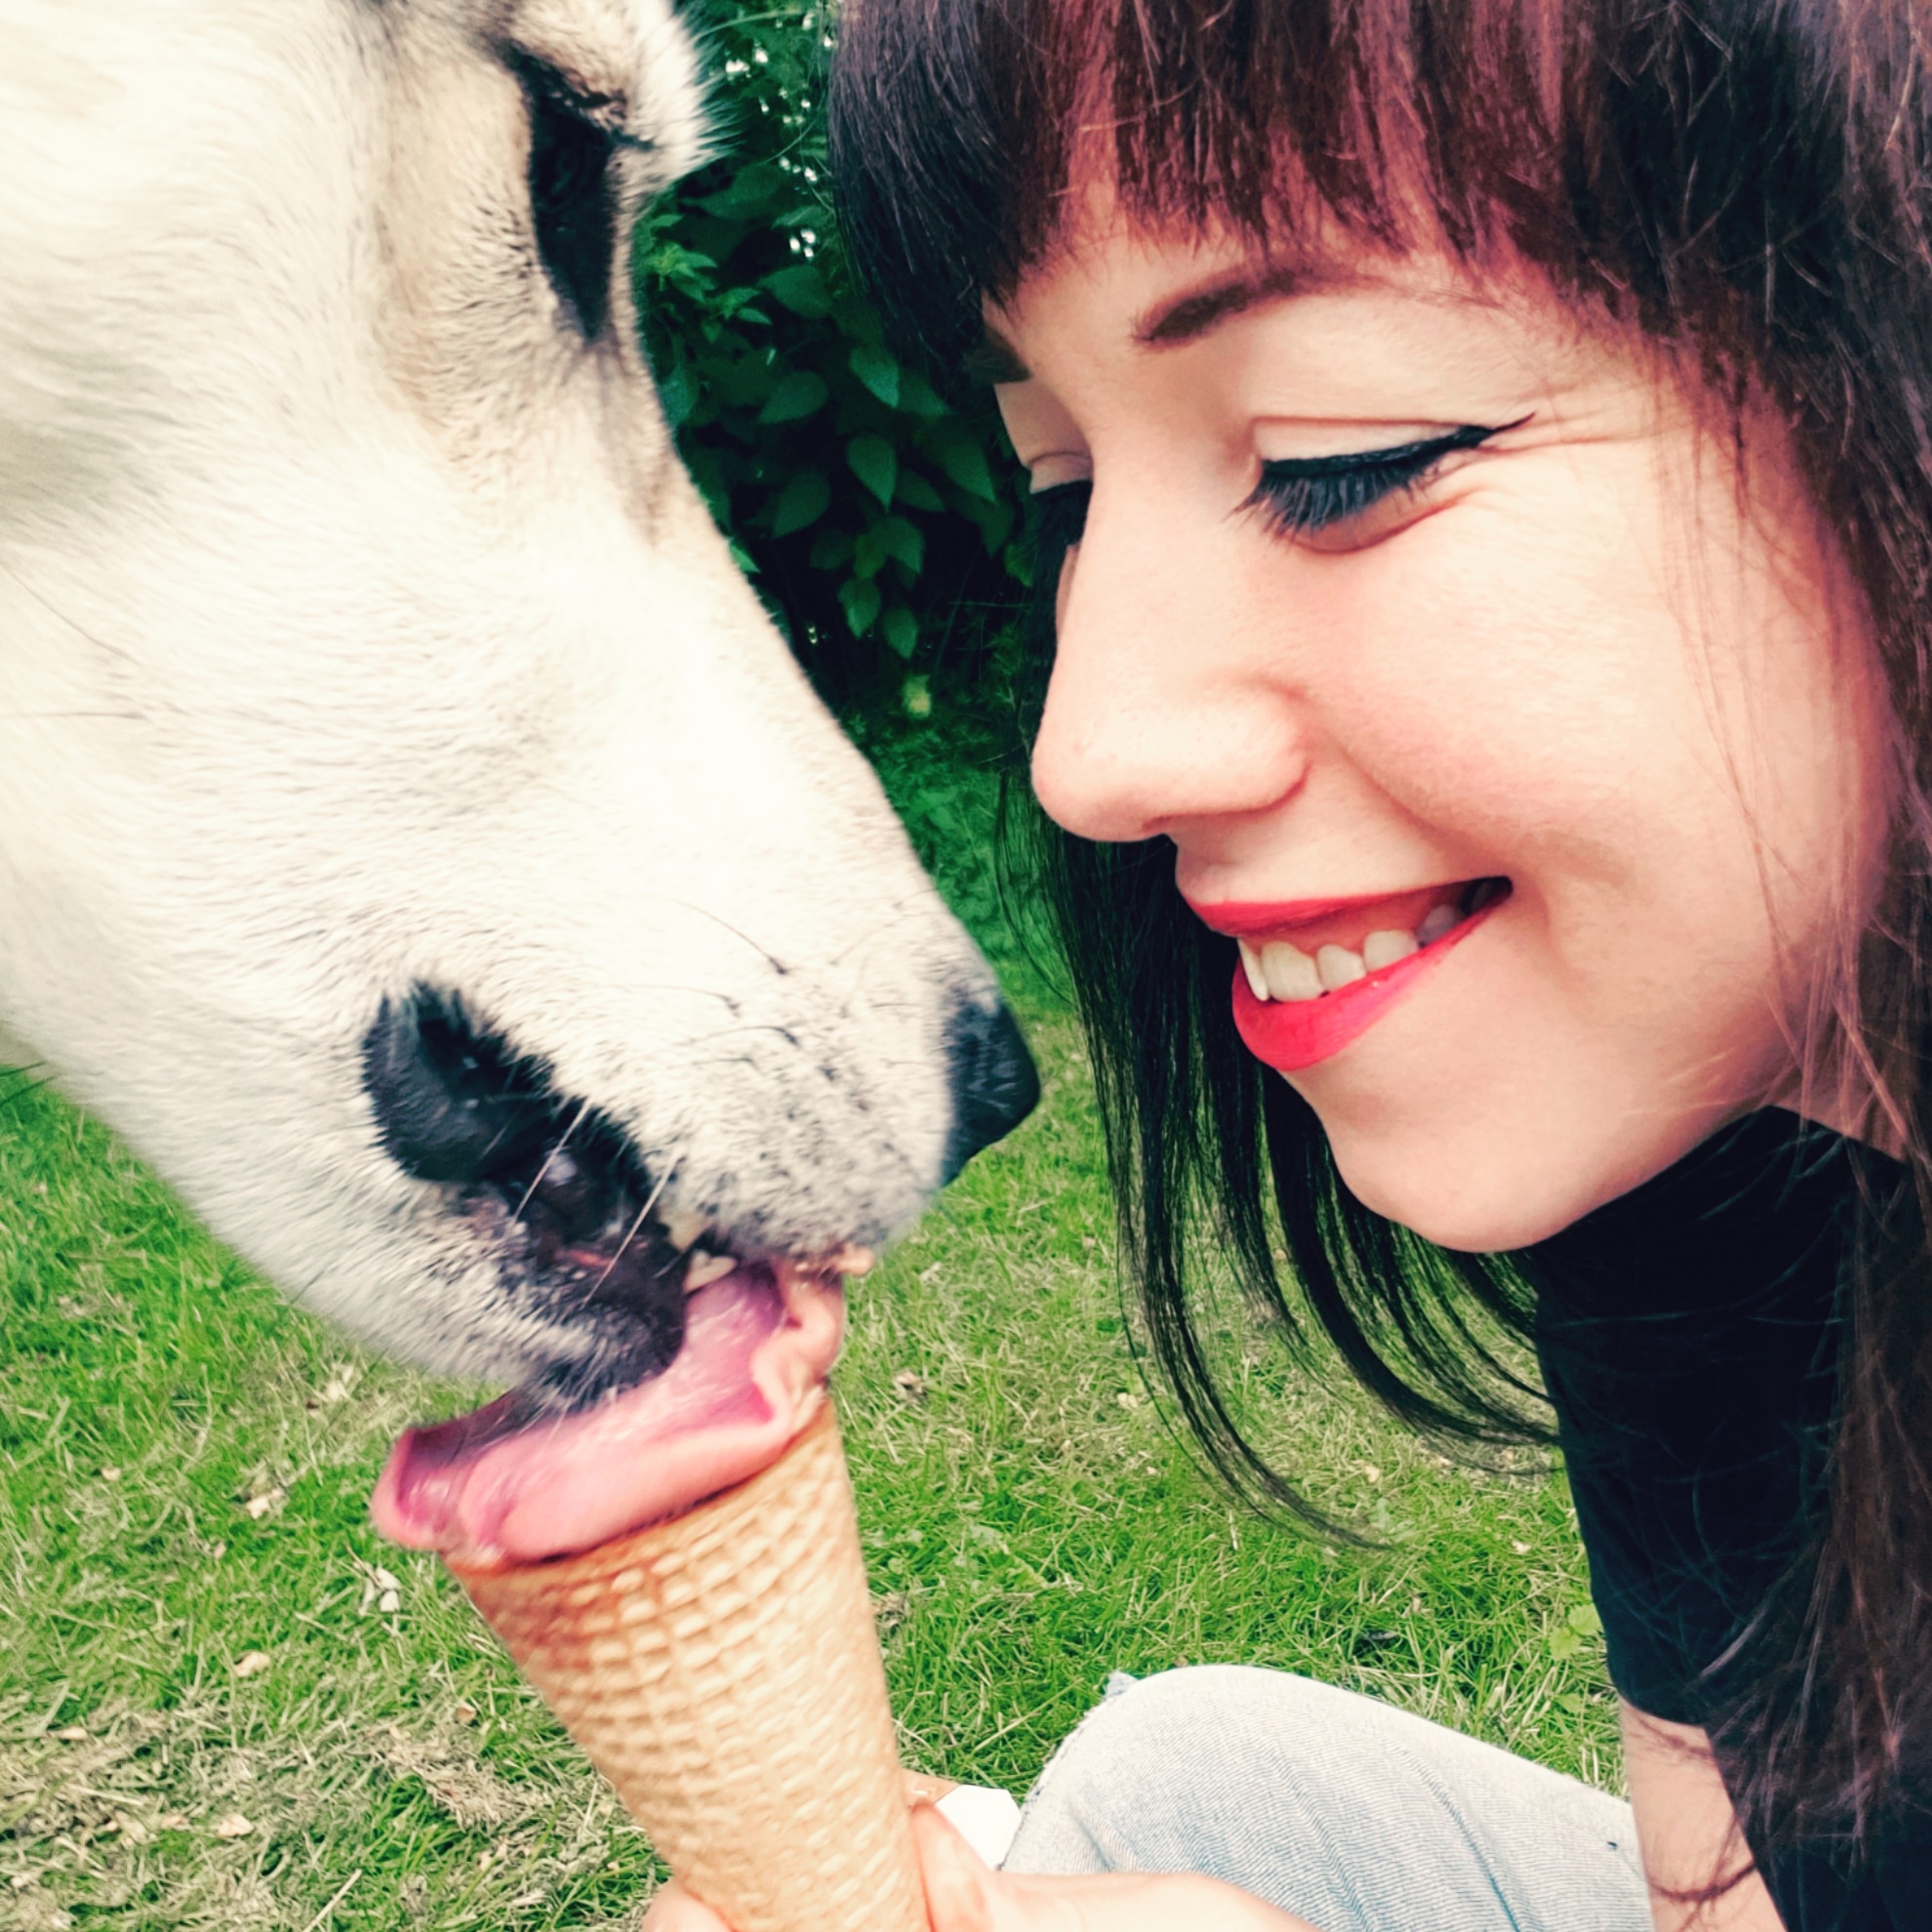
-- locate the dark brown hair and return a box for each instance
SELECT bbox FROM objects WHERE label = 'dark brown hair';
[831,0,1932,1882]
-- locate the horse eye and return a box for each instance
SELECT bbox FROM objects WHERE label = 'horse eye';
[506,51,619,342]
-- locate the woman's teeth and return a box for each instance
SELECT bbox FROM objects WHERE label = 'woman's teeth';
[1363,927,1422,970]
[1316,944,1367,990]
[1240,902,1462,1004]
[1252,943,1315,999]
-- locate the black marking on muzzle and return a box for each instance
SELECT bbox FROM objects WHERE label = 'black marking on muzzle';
[940,997,1040,1184]
[363,987,689,1403]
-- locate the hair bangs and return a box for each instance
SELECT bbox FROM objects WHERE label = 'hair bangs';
[830,0,1879,383]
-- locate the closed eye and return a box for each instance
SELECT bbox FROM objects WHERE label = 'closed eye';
[504,48,623,342]
[1242,421,1519,540]
[1026,419,1520,559]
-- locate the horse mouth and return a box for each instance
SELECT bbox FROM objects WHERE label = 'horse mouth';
[363,989,863,1564]
[364,986,756,1408]
[455,1121,717,1410]
[370,1252,850,1564]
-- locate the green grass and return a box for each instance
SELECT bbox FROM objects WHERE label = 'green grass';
[0,741,1618,1929]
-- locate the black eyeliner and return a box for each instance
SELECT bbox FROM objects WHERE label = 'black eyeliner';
[1244,418,1523,537]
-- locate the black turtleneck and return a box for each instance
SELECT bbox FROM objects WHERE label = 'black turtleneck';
[1518,1108,1924,1932]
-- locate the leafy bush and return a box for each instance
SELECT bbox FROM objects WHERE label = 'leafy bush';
[634,0,1031,715]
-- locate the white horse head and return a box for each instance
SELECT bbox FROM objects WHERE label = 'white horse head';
[0,0,1033,1405]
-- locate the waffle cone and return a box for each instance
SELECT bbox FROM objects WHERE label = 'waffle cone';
[449,1402,926,1932]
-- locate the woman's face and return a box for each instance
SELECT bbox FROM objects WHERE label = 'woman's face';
[992,203,1892,1248]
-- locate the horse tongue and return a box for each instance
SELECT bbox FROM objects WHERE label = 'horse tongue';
[369,1265,844,1569]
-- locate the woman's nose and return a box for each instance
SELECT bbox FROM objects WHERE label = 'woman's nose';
[1028,502,1311,845]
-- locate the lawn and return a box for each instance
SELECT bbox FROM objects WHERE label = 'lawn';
[0,736,1616,1930]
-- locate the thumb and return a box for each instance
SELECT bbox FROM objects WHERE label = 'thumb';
[638,1878,734,1931]
[911,1800,1005,1932]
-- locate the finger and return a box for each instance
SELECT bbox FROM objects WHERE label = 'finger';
[911,1799,1000,1932]
[903,1768,962,1807]
[638,1879,734,1931]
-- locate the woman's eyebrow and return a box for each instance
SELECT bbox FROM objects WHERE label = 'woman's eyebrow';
[964,259,1372,384]
[1134,263,1332,347]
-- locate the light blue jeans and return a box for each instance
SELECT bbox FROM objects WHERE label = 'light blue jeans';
[1003,1668,1652,1932]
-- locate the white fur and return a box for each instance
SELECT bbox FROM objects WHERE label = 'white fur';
[0,0,997,1386]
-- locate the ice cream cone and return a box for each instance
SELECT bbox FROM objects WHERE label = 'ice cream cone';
[448,1401,926,1932]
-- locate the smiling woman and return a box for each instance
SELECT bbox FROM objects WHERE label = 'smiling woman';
[994,232,1886,1251]
[805,3,1932,1931]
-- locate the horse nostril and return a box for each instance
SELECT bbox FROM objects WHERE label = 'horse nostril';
[939,997,1040,1185]
[363,990,557,1186]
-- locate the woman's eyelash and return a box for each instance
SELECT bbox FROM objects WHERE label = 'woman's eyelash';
[1243,422,1509,537]
[1028,478,1094,556]
[1027,420,1517,554]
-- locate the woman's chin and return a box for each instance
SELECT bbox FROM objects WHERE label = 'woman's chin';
[1338,1162,1590,1254]
[1320,1112,1705,1255]
[1298,1013,1773,1254]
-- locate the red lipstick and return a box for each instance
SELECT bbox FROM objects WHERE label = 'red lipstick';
[1191,893,1419,939]
[1196,882,1508,1072]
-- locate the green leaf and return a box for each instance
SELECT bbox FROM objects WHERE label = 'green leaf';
[897,371,948,418]
[762,263,831,319]
[1565,1601,1604,1637]
[683,445,731,525]
[846,434,897,506]
[881,606,919,660]
[1369,1498,1407,1539]
[928,426,997,500]
[647,243,721,302]
[647,243,719,279]
[658,360,696,432]
[714,356,779,411]
[770,469,830,537]
[839,575,882,637]
[810,529,854,571]
[852,528,888,581]
[849,343,902,409]
[697,162,788,218]
[956,489,1015,553]
[895,470,944,513]
[869,514,925,576]
[758,371,829,423]
[832,293,886,347]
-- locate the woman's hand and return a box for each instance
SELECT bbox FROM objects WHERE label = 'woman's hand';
[639,1803,1324,1932]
